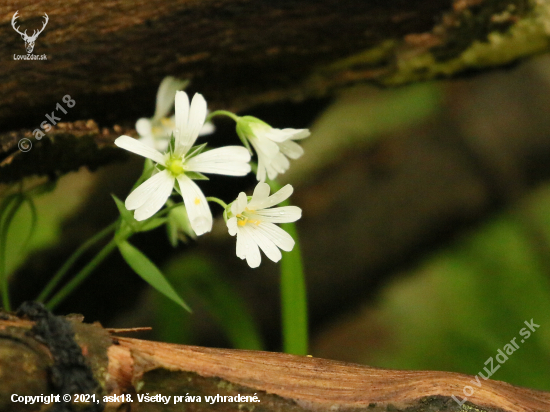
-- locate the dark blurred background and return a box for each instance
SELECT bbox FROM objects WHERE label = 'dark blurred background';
[4,52,550,391]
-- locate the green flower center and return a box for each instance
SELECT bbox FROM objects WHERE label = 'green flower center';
[166,157,185,176]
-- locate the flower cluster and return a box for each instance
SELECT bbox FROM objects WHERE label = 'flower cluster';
[115,79,309,267]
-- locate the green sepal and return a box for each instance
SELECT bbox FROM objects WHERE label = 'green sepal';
[168,132,176,154]
[167,204,196,247]
[118,240,191,312]
[186,143,208,159]
[185,171,209,181]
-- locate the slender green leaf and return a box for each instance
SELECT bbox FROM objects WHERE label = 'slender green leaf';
[112,194,135,226]
[118,240,191,312]
[19,194,37,252]
[0,193,24,310]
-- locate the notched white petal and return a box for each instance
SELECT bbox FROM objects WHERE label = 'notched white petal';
[257,222,295,251]
[176,175,212,236]
[285,128,310,140]
[115,135,166,165]
[136,118,153,138]
[250,184,293,210]
[279,140,304,159]
[182,93,207,152]
[199,121,216,136]
[133,172,175,221]
[186,146,251,176]
[175,91,190,149]
[227,217,238,236]
[255,206,302,223]
[233,192,247,215]
[125,170,174,211]
[247,225,282,263]
[154,77,188,120]
[243,231,262,268]
[249,182,270,207]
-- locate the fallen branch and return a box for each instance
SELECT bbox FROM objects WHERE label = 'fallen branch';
[0,121,128,184]
[2,0,550,128]
[1,316,549,412]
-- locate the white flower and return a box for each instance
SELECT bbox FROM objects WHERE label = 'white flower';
[115,91,251,235]
[236,116,309,182]
[226,182,301,268]
[136,76,214,151]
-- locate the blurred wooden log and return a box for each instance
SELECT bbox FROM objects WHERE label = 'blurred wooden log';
[0,121,130,184]
[1,318,550,412]
[2,0,550,183]
[1,0,550,130]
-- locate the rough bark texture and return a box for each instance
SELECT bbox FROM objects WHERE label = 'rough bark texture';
[2,0,550,183]
[1,317,550,412]
[2,0,550,130]
[0,121,130,184]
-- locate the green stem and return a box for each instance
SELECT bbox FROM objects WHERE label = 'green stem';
[280,220,308,355]
[267,180,308,355]
[206,196,228,210]
[206,110,239,122]
[45,238,119,310]
[36,220,118,303]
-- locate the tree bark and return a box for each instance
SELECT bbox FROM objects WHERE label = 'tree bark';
[2,0,550,129]
[1,317,549,412]
[3,0,550,183]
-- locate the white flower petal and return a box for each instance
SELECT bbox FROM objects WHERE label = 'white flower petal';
[285,128,310,140]
[241,229,262,268]
[154,77,188,120]
[176,174,212,236]
[250,182,270,205]
[256,159,267,182]
[271,152,290,174]
[186,146,251,176]
[249,135,279,159]
[265,161,280,181]
[246,225,282,263]
[231,192,248,216]
[254,206,302,223]
[133,171,175,221]
[235,228,247,260]
[178,93,207,155]
[227,217,238,236]
[115,135,166,165]
[136,118,153,139]
[138,134,157,150]
[249,184,293,210]
[256,222,295,251]
[259,127,309,143]
[199,121,216,136]
[278,140,304,159]
[125,169,174,211]
[262,128,296,143]
[175,91,190,151]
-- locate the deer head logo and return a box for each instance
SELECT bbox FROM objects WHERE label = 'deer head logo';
[12,11,49,54]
